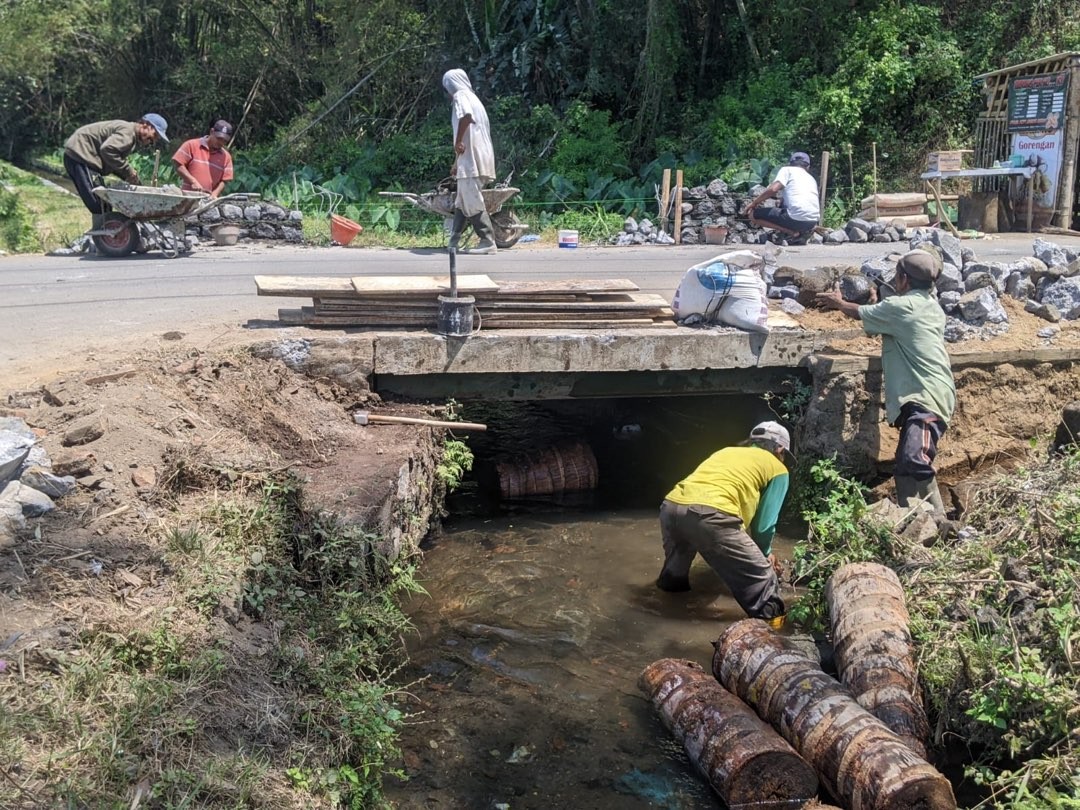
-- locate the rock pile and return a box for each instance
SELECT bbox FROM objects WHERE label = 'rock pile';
[609,179,913,246]
[782,231,1080,343]
[0,415,70,546]
[186,200,305,244]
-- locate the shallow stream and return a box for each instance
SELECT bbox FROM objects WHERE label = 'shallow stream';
[386,509,799,809]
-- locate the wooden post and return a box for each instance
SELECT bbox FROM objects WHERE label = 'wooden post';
[848,143,855,209]
[660,168,672,235]
[871,142,878,221]
[1055,64,1080,229]
[151,149,161,187]
[1027,171,1034,233]
[673,169,684,245]
[818,150,830,224]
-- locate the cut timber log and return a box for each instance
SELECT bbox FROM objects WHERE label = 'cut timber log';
[639,658,818,807]
[713,620,956,810]
[826,563,930,758]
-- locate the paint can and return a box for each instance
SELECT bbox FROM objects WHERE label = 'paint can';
[437,295,475,337]
[558,229,579,248]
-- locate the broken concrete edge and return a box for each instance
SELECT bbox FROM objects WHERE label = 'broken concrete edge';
[803,345,1080,375]
[250,328,872,384]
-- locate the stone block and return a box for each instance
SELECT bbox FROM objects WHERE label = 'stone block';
[1034,237,1067,268]
[62,415,105,446]
[220,203,243,220]
[20,465,75,498]
[824,229,849,244]
[1025,299,1062,323]
[938,291,961,313]
[243,205,262,221]
[0,480,54,517]
[1040,277,1080,318]
[937,263,963,294]
[958,287,1007,324]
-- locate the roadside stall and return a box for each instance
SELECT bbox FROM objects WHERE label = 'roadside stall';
[947,52,1080,233]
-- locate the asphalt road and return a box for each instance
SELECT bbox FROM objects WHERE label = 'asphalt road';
[4,233,1080,386]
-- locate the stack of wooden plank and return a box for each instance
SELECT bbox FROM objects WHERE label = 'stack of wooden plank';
[255,275,677,330]
[858,192,931,227]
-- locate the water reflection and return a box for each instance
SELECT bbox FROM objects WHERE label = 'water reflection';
[387,509,799,809]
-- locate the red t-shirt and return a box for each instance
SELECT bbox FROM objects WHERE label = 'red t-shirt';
[171,137,234,192]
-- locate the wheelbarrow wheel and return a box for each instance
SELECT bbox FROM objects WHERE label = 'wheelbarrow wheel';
[92,213,139,257]
[491,210,524,249]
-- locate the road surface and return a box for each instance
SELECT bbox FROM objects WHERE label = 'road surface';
[3,234,1079,386]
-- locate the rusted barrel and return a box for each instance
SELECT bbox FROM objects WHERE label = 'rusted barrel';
[639,658,818,807]
[825,562,930,758]
[713,620,956,810]
[496,441,598,498]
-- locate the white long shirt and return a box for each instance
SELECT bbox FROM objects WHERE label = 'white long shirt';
[442,69,495,181]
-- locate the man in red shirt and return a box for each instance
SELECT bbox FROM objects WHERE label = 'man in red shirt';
[171,120,235,197]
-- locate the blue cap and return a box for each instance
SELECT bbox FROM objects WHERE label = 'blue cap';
[790,151,810,166]
[141,113,169,143]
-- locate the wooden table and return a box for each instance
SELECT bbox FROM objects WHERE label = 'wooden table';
[920,166,1037,232]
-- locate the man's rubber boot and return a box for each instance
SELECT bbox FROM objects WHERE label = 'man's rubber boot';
[895,475,919,508]
[913,476,947,518]
[462,212,497,254]
[447,211,468,250]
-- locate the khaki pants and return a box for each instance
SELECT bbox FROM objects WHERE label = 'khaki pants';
[658,500,784,619]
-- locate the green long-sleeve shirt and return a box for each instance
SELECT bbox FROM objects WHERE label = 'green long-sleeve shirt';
[64,120,139,179]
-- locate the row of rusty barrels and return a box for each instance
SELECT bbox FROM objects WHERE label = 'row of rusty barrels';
[640,562,954,810]
[496,440,598,499]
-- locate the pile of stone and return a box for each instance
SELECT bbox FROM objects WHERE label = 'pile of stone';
[609,179,916,246]
[186,200,305,244]
[774,230,1080,343]
[0,415,71,545]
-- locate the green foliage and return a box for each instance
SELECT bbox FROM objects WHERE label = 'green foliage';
[542,206,626,242]
[436,439,474,492]
[762,378,812,424]
[0,185,40,252]
[788,458,890,631]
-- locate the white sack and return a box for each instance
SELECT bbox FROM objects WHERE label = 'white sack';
[671,251,770,333]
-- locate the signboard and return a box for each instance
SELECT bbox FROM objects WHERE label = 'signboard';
[1012,130,1064,213]
[1007,71,1068,132]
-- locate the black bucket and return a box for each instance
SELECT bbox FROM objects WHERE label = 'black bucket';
[437,294,476,337]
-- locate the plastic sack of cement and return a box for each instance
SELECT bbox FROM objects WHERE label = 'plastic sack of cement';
[671,251,770,333]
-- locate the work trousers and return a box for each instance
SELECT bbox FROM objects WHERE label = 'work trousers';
[454,175,490,217]
[658,500,784,619]
[63,154,104,215]
[894,402,946,480]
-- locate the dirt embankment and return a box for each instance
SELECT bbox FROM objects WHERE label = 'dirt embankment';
[0,343,448,806]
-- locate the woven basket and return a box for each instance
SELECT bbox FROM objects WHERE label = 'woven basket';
[496,441,598,499]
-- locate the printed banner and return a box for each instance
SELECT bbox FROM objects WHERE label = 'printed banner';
[1007,71,1069,133]
[1012,130,1064,211]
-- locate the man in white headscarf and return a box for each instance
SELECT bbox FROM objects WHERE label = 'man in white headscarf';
[442,68,497,254]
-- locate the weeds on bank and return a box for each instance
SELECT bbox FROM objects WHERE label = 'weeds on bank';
[791,453,1080,808]
[0,160,85,251]
[1,468,423,808]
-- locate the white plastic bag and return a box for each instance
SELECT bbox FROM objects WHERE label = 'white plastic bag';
[671,251,770,333]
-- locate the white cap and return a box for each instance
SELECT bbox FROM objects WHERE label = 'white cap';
[750,421,791,454]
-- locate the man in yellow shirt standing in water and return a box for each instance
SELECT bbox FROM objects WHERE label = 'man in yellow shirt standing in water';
[656,421,792,625]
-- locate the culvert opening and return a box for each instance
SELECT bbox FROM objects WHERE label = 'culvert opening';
[445,393,800,516]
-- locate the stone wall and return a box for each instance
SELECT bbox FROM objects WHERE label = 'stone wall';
[187,199,305,243]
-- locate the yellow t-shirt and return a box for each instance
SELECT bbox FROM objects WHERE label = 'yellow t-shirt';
[665,445,788,531]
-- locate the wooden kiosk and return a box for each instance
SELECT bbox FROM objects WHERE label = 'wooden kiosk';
[966,52,1080,231]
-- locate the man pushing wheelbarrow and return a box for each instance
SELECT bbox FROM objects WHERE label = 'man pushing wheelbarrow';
[443,68,498,255]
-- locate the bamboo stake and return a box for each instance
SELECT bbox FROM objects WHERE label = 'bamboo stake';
[660,168,671,235]
[673,169,684,245]
[151,150,160,187]
[818,150,830,224]
[872,141,878,221]
[848,143,855,208]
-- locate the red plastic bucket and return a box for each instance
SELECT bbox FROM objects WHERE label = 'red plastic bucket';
[330,213,363,246]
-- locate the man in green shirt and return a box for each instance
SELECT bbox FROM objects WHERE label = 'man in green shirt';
[657,421,792,625]
[63,114,169,214]
[816,250,956,515]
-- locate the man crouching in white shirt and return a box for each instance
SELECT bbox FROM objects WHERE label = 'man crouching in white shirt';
[741,151,820,244]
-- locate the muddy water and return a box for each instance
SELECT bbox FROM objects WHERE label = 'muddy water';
[387,509,799,809]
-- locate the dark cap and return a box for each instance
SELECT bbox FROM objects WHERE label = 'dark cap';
[897,249,941,282]
[211,119,234,138]
[790,151,810,166]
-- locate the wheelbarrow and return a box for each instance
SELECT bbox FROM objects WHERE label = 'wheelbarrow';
[378,179,528,249]
[88,185,259,258]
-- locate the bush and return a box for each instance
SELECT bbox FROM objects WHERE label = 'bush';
[0,185,40,252]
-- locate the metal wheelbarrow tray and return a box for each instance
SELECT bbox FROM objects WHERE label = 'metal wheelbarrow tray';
[89,185,255,258]
[379,183,528,249]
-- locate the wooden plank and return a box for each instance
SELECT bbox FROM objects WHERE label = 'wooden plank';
[350,275,498,295]
[479,309,668,322]
[492,279,640,294]
[256,276,358,297]
[280,308,676,330]
[674,169,684,245]
[313,293,670,314]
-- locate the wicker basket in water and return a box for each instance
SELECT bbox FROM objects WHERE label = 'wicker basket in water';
[496,441,598,499]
